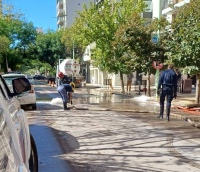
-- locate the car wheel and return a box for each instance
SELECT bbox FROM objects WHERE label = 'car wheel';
[32,104,37,110]
[29,134,38,172]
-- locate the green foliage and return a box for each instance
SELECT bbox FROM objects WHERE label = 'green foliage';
[0,35,10,63]
[60,28,84,61]
[161,0,200,75]
[113,13,167,75]
[70,0,146,74]
[31,31,66,68]
[0,9,37,72]
[13,21,37,49]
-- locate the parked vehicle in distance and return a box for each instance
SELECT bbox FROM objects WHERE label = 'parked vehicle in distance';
[56,59,82,88]
[0,74,38,171]
[6,70,22,74]
[2,73,37,110]
[47,76,56,84]
[74,77,82,88]
[26,74,34,84]
[33,75,46,80]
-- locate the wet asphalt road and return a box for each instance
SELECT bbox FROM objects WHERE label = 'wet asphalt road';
[25,82,200,172]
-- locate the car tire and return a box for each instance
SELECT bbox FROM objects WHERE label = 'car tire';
[29,134,38,172]
[32,104,37,110]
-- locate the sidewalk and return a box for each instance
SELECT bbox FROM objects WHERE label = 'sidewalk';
[85,84,200,129]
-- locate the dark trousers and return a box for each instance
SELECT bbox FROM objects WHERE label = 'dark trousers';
[159,88,174,120]
[160,89,174,107]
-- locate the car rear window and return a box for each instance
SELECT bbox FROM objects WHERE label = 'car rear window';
[3,76,25,86]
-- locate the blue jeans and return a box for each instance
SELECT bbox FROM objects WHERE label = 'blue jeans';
[57,85,68,104]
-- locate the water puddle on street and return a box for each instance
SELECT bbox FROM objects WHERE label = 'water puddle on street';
[74,88,154,110]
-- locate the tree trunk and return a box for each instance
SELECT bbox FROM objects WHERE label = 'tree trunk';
[5,54,9,72]
[146,71,151,97]
[120,72,125,93]
[195,74,200,104]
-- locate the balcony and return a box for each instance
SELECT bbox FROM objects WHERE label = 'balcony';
[57,0,63,9]
[162,0,175,10]
[162,0,190,15]
[57,16,65,26]
[57,9,65,17]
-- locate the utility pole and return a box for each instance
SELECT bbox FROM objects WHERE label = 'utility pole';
[72,40,75,82]
[155,0,162,100]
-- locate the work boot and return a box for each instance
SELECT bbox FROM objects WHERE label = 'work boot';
[166,106,171,121]
[63,102,70,110]
[157,105,164,119]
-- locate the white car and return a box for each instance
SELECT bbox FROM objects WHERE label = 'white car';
[0,74,38,171]
[2,74,37,110]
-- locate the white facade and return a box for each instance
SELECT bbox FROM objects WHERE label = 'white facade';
[152,0,190,22]
[56,0,94,29]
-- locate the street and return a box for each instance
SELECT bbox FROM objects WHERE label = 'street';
[26,82,200,172]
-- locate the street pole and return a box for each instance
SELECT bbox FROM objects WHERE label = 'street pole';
[155,0,161,101]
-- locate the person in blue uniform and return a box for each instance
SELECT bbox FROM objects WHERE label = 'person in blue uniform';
[57,83,74,110]
[157,64,177,121]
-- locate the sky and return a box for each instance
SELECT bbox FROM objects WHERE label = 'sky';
[7,0,57,32]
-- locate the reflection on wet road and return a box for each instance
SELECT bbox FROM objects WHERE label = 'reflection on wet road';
[34,85,159,112]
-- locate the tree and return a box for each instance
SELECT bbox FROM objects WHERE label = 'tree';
[69,0,146,91]
[60,27,85,62]
[31,31,67,68]
[13,21,37,59]
[161,0,200,102]
[0,3,37,72]
[0,35,10,72]
[113,13,167,96]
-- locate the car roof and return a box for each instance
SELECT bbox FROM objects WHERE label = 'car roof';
[2,74,26,78]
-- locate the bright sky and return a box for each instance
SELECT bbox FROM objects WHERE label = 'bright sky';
[8,0,57,32]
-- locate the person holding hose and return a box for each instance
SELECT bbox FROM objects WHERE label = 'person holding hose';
[57,71,75,110]
[57,83,75,110]
[157,64,177,121]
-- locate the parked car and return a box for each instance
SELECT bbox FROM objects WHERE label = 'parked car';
[2,74,37,110]
[0,74,38,171]
[47,76,56,84]
[26,74,34,84]
[33,75,46,80]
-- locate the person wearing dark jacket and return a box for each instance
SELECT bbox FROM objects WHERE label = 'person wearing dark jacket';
[157,64,177,121]
[57,83,74,110]
[57,72,70,86]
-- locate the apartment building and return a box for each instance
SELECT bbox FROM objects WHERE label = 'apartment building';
[56,0,94,29]
[161,0,190,22]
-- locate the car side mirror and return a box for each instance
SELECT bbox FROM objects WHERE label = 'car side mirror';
[12,78,31,95]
